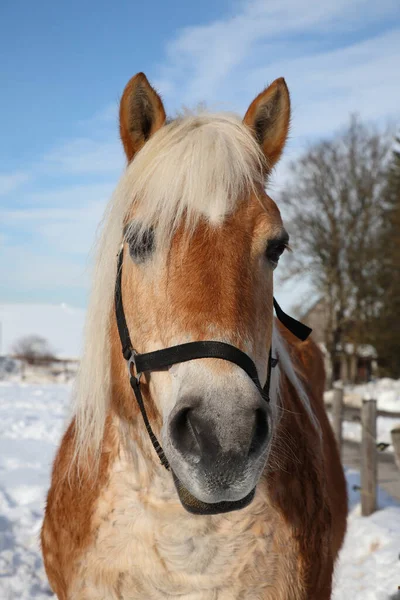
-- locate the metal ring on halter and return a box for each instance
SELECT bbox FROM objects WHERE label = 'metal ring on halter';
[127,351,142,383]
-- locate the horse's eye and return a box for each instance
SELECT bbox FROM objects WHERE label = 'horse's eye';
[266,241,287,269]
[126,227,155,262]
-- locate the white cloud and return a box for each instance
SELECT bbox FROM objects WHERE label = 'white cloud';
[0,171,30,196]
[0,183,114,305]
[0,121,122,305]
[79,102,119,126]
[1,182,113,256]
[154,2,400,204]
[155,0,400,111]
[0,244,89,293]
[42,138,124,176]
[255,28,400,141]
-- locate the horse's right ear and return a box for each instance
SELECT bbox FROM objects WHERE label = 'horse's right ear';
[243,78,290,170]
[119,73,166,162]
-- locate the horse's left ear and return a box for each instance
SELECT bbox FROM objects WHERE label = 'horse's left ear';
[244,78,290,170]
[119,72,166,162]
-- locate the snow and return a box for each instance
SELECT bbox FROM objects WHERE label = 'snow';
[0,304,85,359]
[333,469,400,600]
[0,381,399,599]
[348,378,400,413]
[342,416,400,450]
[325,378,400,451]
[325,378,400,413]
[0,382,71,599]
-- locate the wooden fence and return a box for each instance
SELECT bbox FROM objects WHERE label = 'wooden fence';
[327,388,400,516]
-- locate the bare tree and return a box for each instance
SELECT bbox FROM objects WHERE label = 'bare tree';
[12,335,56,365]
[280,116,392,383]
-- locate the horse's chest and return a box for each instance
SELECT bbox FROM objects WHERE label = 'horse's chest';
[71,467,291,599]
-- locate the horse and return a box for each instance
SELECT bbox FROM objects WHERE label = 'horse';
[41,72,347,599]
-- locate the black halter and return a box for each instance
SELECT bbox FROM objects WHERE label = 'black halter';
[114,245,311,472]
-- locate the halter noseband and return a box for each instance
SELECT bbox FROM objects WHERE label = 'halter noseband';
[114,245,311,472]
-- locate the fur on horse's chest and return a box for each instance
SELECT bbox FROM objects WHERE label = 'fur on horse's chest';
[70,456,295,600]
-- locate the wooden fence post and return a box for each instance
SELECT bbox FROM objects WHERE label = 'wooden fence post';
[332,387,344,457]
[391,427,400,472]
[361,399,377,516]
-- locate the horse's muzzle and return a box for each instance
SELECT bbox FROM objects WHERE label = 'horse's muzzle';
[165,391,271,510]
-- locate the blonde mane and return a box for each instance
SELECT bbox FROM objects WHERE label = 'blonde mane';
[73,112,266,463]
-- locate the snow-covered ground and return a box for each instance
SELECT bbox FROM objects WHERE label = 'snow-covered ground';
[325,378,400,452]
[325,378,400,413]
[342,416,400,450]
[351,378,400,413]
[0,382,71,599]
[0,381,399,599]
[333,470,400,600]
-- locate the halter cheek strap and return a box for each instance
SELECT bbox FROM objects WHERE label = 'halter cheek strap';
[114,246,311,471]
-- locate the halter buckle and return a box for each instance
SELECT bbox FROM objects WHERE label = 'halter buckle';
[127,350,142,383]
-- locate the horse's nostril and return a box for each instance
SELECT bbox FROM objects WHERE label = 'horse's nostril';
[169,401,269,463]
[248,408,269,457]
[169,407,201,457]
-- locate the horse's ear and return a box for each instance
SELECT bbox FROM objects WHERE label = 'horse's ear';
[119,72,166,162]
[244,78,290,170]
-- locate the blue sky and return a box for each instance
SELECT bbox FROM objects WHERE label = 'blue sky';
[1,0,399,308]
